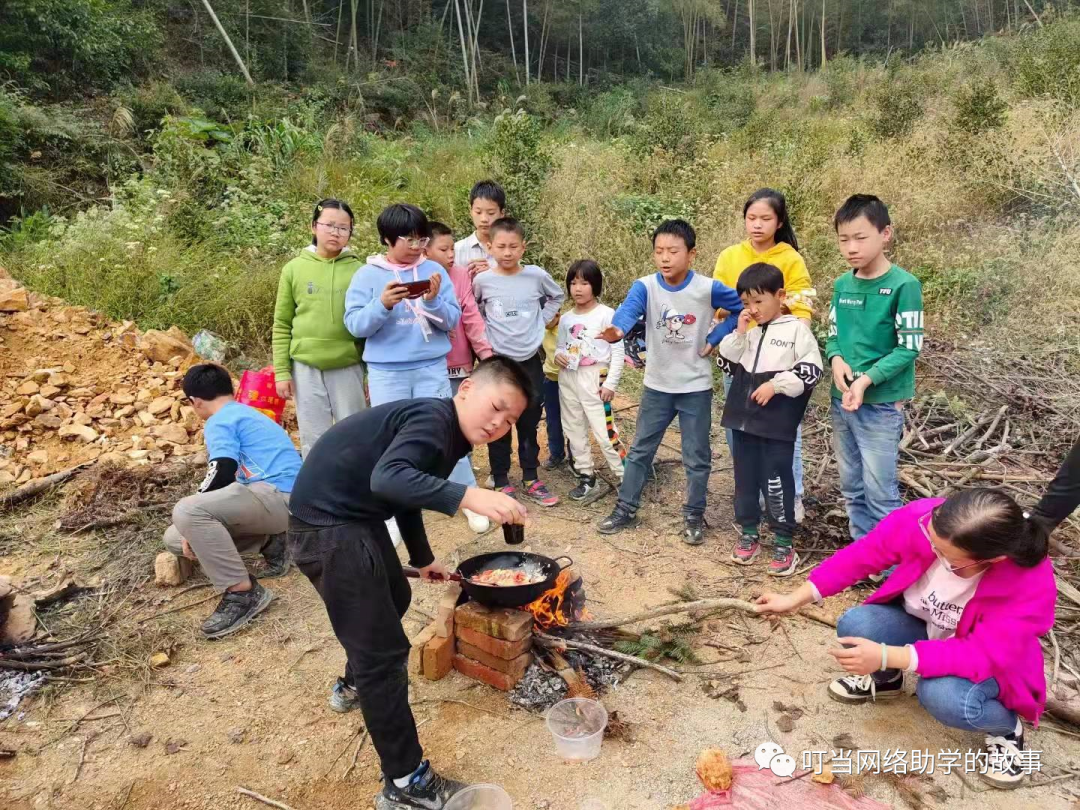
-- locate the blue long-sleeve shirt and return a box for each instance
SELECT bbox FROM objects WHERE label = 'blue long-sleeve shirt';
[610,271,742,394]
[344,258,461,371]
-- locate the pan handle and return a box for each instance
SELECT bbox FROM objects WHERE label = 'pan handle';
[553,555,574,571]
[403,566,464,583]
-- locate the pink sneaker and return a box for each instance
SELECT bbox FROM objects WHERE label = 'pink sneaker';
[498,485,518,498]
[769,545,800,577]
[523,479,559,507]
[732,532,760,565]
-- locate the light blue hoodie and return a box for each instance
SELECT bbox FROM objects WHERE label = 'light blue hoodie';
[344,256,461,371]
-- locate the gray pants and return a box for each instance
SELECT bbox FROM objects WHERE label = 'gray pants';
[163,482,290,591]
[292,360,367,458]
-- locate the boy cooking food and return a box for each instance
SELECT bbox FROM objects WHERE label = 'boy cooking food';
[287,356,532,810]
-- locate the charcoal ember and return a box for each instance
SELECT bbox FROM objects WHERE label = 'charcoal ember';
[508,649,627,713]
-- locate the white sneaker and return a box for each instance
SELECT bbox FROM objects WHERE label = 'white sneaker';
[385,518,402,548]
[794,496,805,524]
[463,508,490,534]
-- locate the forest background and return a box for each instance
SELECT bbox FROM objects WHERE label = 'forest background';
[1,0,1079,361]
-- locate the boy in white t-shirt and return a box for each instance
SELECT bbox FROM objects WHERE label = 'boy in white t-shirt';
[554,260,626,504]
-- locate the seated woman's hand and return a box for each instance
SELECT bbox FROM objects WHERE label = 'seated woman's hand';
[829,637,882,676]
[753,591,802,615]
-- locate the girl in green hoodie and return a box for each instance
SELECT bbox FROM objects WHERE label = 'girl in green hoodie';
[273,199,368,458]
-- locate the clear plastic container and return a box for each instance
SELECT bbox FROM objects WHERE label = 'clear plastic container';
[546,698,608,762]
[444,784,513,810]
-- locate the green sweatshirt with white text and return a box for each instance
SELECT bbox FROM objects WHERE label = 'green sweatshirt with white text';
[272,246,364,382]
[825,264,924,404]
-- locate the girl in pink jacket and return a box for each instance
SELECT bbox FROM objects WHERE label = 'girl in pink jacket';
[426,222,494,533]
[757,489,1055,789]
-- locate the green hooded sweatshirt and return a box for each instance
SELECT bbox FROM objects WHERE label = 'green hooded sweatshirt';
[272,246,365,381]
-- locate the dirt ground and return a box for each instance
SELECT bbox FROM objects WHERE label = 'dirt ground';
[3,407,1080,810]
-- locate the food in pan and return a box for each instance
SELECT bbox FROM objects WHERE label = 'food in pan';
[469,568,545,587]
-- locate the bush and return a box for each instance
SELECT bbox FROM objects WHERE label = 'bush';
[952,79,1008,135]
[871,77,924,139]
[174,70,254,122]
[631,91,703,156]
[821,54,863,109]
[581,87,642,138]
[1008,19,1080,107]
[702,74,757,130]
[485,110,553,234]
[609,194,695,236]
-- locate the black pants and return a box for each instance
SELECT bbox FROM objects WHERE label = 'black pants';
[288,517,422,781]
[731,429,796,540]
[489,351,545,485]
[1032,436,1080,532]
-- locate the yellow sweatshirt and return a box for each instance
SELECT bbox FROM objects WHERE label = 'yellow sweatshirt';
[542,319,560,381]
[712,240,814,323]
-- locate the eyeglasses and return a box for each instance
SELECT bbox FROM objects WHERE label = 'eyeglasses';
[397,236,431,250]
[316,221,352,237]
[919,512,991,575]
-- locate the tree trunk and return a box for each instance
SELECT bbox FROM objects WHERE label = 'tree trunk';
[348,0,358,71]
[794,0,801,70]
[372,0,384,70]
[578,12,583,86]
[200,0,255,85]
[506,0,518,83]
[785,0,794,69]
[334,0,344,64]
[732,0,740,50]
[454,0,473,102]
[523,0,530,84]
[819,0,826,66]
[749,0,756,62]
[835,0,842,51]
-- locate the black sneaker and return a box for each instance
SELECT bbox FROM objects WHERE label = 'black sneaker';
[200,578,274,639]
[570,475,611,505]
[827,671,904,704]
[259,532,290,578]
[980,726,1027,789]
[598,505,639,534]
[683,514,705,546]
[541,455,566,471]
[328,677,361,713]
[377,760,467,809]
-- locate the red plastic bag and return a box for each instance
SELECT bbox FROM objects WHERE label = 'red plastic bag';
[237,366,286,424]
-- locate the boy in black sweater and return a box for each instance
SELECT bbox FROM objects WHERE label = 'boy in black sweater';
[288,356,531,810]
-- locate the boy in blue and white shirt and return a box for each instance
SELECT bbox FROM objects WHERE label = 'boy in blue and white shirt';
[596,219,743,545]
[163,364,302,640]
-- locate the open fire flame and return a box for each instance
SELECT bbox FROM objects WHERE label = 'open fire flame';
[524,570,587,629]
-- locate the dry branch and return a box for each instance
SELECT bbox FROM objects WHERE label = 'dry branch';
[535,631,683,682]
[570,598,758,632]
[236,788,295,810]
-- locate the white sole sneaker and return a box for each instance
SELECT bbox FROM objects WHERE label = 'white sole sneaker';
[463,508,490,533]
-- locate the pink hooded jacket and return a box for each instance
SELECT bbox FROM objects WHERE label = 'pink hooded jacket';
[446,264,493,371]
[808,498,1057,724]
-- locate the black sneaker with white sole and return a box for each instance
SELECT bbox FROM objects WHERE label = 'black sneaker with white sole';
[980,726,1027,789]
[376,760,467,809]
[827,670,904,704]
[259,532,290,578]
[682,514,705,546]
[200,578,274,639]
[570,475,611,505]
[597,505,639,534]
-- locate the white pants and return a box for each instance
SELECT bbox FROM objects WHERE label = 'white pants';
[559,365,625,479]
[292,360,367,458]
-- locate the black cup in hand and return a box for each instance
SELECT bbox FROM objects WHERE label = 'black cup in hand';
[502,522,524,545]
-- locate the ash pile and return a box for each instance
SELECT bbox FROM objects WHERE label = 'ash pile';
[510,647,626,712]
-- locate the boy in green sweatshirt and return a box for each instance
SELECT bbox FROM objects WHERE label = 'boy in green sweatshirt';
[273,199,368,458]
[826,194,924,544]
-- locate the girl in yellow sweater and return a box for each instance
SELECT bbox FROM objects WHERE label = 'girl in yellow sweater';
[714,188,813,521]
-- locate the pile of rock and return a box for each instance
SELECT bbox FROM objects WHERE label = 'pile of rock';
[0,270,207,488]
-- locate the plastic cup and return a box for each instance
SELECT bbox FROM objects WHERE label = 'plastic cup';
[444,784,513,810]
[546,698,608,762]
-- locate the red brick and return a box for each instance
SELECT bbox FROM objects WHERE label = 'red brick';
[408,624,437,675]
[453,654,522,691]
[455,625,531,660]
[423,635,455,681]
[454,602,533,641]
[434,584,460,639]
[457,640,532,678]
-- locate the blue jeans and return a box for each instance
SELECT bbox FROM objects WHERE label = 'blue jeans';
[831,398,903,540]
[368,361,473,488]
[837,603,1017,735]
[542,377,566,461]
[723,375,803,497]
[617,387,711,518]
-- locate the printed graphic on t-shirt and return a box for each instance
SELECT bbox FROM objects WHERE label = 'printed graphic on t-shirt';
[237,453,266,484]
[485,298,531,322]
[918,589,964,636]
[567,322,601,366]
[655,305,697,344]
[896,310,925,351]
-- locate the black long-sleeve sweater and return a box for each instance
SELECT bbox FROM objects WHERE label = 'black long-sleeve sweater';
[289,397,472,568]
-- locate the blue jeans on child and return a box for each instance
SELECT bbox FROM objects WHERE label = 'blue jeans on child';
[616,387,711,518]
[723,374,803,497]
[837,603,1017,735]
[831,398,904,540]
[542,377,565,461]
[368,362,474,488]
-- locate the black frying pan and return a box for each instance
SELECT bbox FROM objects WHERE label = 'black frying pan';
[404,551,573,608]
